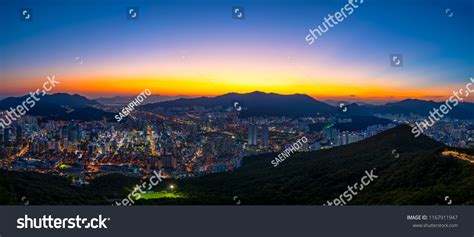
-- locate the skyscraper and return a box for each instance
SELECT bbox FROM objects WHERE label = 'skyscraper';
[162,155,177,169]
[261,125,269,146]
[16,126,22,144]
[248,124,258,146]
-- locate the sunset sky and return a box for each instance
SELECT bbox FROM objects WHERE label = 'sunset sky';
[0,0,473,103]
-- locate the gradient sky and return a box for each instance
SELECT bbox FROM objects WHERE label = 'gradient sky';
[0,0,473,102]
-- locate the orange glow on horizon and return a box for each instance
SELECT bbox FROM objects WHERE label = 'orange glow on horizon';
[2,75,472,103]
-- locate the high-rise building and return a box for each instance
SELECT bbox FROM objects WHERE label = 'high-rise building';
[261,125,269,146]
[16,126,23,144]
[162,155,177,169]
[338,131,349,146]
[247,124,258,146]
[68,125,79,143]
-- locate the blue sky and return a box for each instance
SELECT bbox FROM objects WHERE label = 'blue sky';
[0,0,472,101]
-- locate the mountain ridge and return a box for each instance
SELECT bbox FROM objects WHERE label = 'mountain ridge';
[1,92,473,120]
[140,91,474,119]
[138,124,473,205]
[0,93,112,121]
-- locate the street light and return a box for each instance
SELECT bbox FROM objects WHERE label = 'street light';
[169,184,175,191]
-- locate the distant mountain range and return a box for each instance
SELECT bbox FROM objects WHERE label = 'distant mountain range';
[0,93,99,109]
[141,91,335,117]
[344,99,474,119]
[141,91,474,119]
[0,93,113,121]
[95,95,193,106]
[1,92,473,121]
[1,125,473,205]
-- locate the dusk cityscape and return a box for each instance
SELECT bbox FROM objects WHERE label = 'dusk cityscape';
[0,0,472,208]
[1,0,474,236]
[0,93,472,185]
